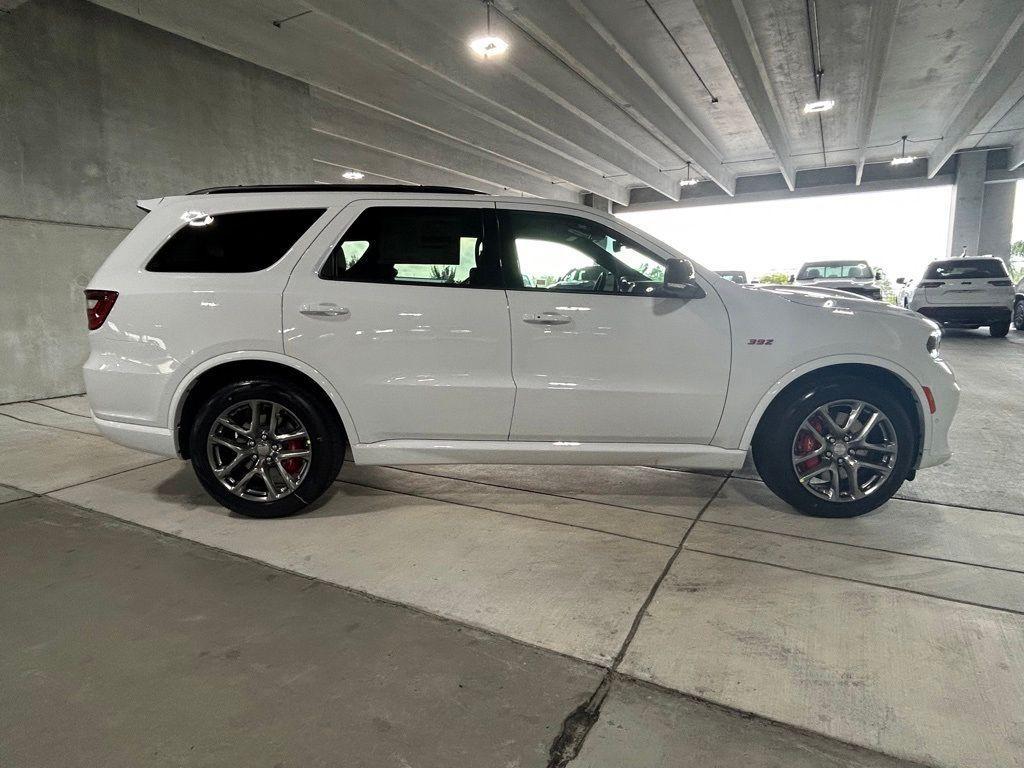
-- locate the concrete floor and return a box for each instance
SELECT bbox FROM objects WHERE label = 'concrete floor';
[1,330,1022,767]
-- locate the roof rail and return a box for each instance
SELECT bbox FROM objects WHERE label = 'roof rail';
[188,184,484,195]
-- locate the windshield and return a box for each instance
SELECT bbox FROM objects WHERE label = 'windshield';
[797,261,873,280]
[923,259,1008,280]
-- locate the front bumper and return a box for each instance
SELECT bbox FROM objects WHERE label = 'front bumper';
[917,358,959,470]
[917,305,1010,326]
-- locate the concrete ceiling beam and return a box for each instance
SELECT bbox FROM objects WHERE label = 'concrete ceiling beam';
[927,13,1024,178]
[692,0,796,191]
[303,0,682,201]
[86,0,641,203]
[311,132,580,200]
[854,0,902,186]
[1009,132,1024,171]
[492,0,735,195]
[311,94,580,202]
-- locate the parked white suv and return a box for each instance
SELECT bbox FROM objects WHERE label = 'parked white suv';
[898,257,1014,337]
[84,186,958,519]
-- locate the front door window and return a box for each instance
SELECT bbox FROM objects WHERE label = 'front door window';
[504,211,666,295]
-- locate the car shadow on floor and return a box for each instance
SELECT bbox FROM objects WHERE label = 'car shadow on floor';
[152,461,389,521]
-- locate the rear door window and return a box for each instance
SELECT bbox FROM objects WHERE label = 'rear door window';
[146,208,326,272]
[319,207,500,288]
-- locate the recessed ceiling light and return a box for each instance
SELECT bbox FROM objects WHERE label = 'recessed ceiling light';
[803,99,835,113]
[469,1,508,58]
[342,170,365,180]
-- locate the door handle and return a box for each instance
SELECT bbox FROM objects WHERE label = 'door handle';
[523,312,571,325]
[300,303,350,318]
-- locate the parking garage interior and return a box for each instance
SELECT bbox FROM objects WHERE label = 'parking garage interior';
[2,1,1024,767]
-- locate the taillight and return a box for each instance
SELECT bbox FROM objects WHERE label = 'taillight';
[85,290,118,330]
[917,281,944,288]
[988,279,1011,286]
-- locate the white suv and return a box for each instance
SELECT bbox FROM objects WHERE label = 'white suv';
[898,257,1014,337]
[84,185,958,519]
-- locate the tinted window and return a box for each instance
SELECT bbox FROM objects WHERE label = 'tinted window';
[505,211,666,295]
[797,261,873,280]
[146,209,325,272]
[320,207,497,288]
[924,259,1008,280]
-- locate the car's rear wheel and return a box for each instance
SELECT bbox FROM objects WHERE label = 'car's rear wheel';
[990,320,1010,338]
[752,377,915,518]
[190,379,345,518]
[1012,300,1024,331]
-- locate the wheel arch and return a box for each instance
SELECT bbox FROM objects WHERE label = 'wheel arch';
[741,358,927,466]
[170,353,357,459]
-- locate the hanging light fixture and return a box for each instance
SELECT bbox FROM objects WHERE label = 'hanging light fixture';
[679,161,699,187]
[891,135,917,166]
[469,1,509,58]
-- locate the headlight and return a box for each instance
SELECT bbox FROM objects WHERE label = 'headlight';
[927,329,941,356]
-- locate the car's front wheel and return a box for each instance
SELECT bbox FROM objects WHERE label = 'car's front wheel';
[752,377,916,517]
[189,379,345,518]
[1011,300,1024,331]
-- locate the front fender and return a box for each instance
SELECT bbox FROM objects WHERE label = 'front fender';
[730,354,931,454]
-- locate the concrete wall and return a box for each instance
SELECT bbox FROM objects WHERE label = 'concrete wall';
[0,0,313,403]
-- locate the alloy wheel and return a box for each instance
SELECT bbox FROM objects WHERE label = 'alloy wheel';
[206,399,311,501]
[791,399,898,503]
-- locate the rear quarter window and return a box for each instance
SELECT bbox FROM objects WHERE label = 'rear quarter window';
[146,208,325,272]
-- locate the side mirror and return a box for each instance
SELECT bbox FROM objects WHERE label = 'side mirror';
[875,269,884,281]
[788,275,795,284]
[895,277,905,285]
[662,258,705,299]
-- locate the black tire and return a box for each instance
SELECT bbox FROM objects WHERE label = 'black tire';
[190,378,345,518]
[989,320,1010,338]
[752,377,916,518]
[1012,300,1024,331]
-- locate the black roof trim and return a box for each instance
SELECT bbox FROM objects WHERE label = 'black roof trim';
[188,184,484,196]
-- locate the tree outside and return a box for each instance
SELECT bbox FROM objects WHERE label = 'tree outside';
[1011,240,1024,283]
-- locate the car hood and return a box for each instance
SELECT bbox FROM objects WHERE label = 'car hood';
[753,284,911,319]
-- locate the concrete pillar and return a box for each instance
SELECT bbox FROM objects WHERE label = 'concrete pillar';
[946,151,987,258]
[978,181,1016,267]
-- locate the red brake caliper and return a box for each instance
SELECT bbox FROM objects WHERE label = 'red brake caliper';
[280,439,306,475]
[796,417,825,471]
